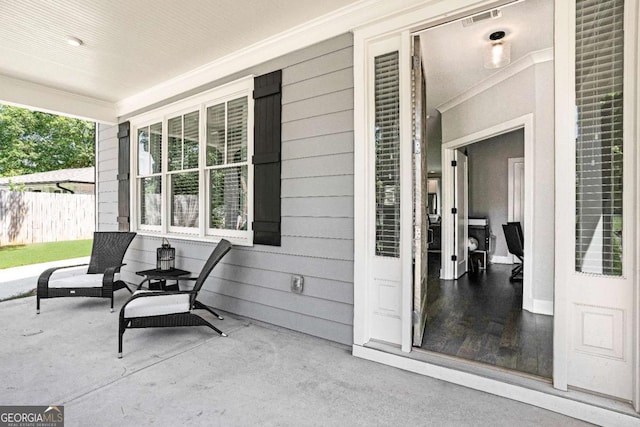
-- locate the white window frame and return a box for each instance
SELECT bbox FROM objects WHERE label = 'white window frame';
[130,76,254,246]
[166,105,201,236]
[203,95,252,241]
[134,119,163,233]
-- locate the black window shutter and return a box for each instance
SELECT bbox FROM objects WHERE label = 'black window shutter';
[117,121,131,231]
[253,70,282,246]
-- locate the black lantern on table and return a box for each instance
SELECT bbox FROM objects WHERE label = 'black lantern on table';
[156,238,175,271]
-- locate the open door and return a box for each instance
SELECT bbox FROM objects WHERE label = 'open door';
[412,36,428,347]
[453,150,468,278]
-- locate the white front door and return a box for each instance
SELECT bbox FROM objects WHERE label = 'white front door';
[453,150,468,279]
[555,0,637,403]
[412,35,428,347]
[364,36,407,347]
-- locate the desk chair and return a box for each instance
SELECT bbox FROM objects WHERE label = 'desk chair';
[502,222,524,281]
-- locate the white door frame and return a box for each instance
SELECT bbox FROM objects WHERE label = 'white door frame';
[507,157,525,224]
[441,115,535,312]
[352,0,639,415]
[453,150,469,278]
[508,157,525,264]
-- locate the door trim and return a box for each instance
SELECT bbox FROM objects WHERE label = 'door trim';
[508,157,525,264]
[440,114,535,313]
[352,0,639,414]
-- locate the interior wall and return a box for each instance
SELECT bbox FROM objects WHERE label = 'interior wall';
[426,110,442,173]
[466,129,524,258]
[440,60,554,306]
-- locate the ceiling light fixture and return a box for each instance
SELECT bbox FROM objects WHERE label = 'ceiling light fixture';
[66,36,83,47]
[484,31,510,69]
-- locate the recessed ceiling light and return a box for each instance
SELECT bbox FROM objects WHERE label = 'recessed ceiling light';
[66,36,83,47]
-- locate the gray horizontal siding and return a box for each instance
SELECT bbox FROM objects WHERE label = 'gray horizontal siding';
[282,217,353,239]
[282,175,353,198]
[282,131,352,160]
[107,33,355,345]
[283,68,353,104]
[282,153,353,179]
[282,88,353,122]
[282,197,353,218]
[282,110,353,141]
[204,293,353,344]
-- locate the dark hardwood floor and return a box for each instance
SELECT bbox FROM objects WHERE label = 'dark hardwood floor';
[419,254,553,378]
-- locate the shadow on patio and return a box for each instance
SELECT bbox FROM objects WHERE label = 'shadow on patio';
[0,292,587,426]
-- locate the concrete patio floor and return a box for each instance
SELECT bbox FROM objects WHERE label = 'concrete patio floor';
[0,291,589,427]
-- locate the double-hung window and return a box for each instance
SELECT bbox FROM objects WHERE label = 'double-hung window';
[132,77,254,245]
[206,97,249,235]
[168,110,200,233]
[137,122,162,231]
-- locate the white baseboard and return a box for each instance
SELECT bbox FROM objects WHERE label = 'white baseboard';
[532,299,554,316]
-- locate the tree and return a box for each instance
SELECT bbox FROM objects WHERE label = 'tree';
[0,104,95,177]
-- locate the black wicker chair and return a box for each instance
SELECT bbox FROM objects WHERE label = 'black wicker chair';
[118,239,232,358]
[502,222,524,281]
[37,232,136,313]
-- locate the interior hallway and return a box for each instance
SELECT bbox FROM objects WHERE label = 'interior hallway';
[420,254,553,378]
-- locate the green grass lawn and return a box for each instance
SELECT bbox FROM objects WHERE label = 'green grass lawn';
[0,239,93,269]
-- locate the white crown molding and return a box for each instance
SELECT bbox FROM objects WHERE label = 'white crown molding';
[0,74,117,123]
[116,0,441,118]
[437,47,554,114]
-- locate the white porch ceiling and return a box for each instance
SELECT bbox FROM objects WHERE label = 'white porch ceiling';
[0,0,359,106]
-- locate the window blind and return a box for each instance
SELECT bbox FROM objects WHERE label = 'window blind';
[209,166,248,230]
[137,122,162,175]
[374,51,401,258]
[167,111,200,229]
[171,171,199,228]
[183,111,199,169]
[140,176,161,226]
[168,111,199,171]
[226,97,248,163]
[137,122,162,227]
[206,96,249,231]
[206,103,225,166]
[575,0,624,275]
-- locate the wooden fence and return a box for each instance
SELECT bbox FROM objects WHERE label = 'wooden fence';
[0,190,95,245]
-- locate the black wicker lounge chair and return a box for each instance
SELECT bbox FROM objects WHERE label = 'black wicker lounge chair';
[37,232,136,313]
[118,239,232,358]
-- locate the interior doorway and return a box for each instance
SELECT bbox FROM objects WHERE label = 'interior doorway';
[412,0,554,378]
[419,129,552,378]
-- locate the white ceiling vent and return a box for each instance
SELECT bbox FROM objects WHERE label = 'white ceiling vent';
[461,9,502,27]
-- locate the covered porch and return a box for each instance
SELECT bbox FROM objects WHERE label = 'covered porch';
[0,293,584,426]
